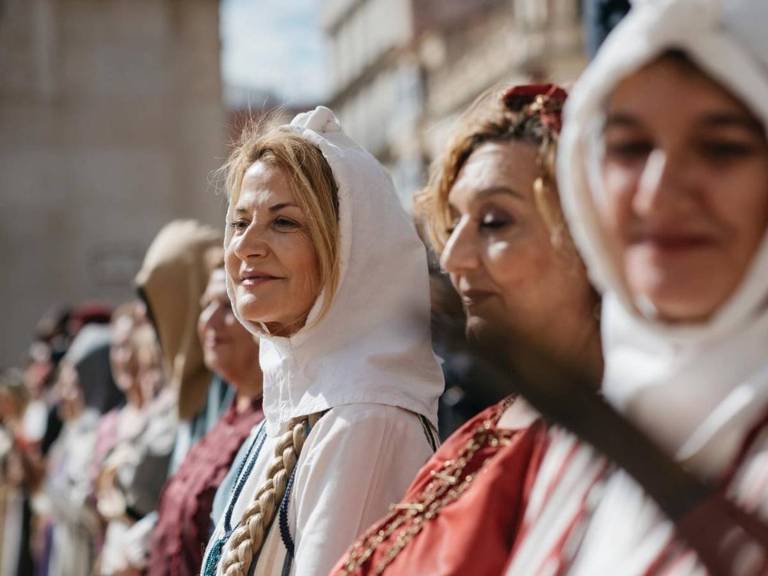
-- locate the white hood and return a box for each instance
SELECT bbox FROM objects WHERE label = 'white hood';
[557,0,768,474]
[226,106,444,436]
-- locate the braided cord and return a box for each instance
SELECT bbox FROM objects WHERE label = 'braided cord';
[220,417,311,576]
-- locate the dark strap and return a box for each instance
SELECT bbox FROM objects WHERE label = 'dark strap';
[203,423,267,576]
[279,464,299,559]
[224,423,267,532]
[419,414,439,452]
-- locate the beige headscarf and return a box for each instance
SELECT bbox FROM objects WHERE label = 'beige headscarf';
[135,219,223,420]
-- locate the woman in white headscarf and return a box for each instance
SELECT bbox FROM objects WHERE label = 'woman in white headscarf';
[39,325,120,576]
[504,0,768,574]
[201,107,444,576]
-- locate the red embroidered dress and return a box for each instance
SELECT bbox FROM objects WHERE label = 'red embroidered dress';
[332,398,550,576]
[147,396,264,576]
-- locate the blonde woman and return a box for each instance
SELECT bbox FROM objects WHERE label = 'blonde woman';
[201,107,444,576]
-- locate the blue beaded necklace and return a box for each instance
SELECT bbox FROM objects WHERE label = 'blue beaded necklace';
[202,422,268,576]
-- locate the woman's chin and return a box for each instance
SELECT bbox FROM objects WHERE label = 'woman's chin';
[465,315,497,341]
[237,311,267,327]
[630,280,728,323]
[236,297,270,323]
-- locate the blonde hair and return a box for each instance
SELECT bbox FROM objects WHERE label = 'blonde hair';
[415,85,570,255]
[222,117,340,324]
[220,413,323,576]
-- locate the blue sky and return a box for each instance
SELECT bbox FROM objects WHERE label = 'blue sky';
[220,0,330,105]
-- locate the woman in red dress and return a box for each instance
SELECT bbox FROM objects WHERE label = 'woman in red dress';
[146,267,264,576]
[332,84,603,576]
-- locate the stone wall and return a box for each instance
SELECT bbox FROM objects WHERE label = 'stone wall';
[0,0,226,366]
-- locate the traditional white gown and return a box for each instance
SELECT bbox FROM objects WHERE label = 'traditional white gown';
[202,106,444,576]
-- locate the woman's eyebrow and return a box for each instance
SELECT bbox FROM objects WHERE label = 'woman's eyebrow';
[473,185,526,201]
[269,202,299,212]
[697,111,764,135]
[603,111,642,130]
[232,201,300,215]
[447,186,525,212]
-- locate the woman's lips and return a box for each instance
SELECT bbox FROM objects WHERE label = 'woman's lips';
[240,273,280,287]
[460,289,496,307]
[632,231,716,252]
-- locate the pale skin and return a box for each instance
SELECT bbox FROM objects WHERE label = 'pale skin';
[198,268,262,412]
[54,362,84,421]
[226,161,322,338]
[441,141,602,429]
[110,315,144,408]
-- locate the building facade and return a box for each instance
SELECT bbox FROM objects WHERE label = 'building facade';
[321,0,586,208]
[0,0,227,367]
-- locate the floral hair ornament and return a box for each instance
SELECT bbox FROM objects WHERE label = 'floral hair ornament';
[503,83,569,247]
[502,83,568,132]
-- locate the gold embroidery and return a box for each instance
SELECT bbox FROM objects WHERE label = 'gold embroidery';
[340,398,515,575]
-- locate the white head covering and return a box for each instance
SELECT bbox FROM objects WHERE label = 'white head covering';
[225,106,444,436]
[558,0,768,474]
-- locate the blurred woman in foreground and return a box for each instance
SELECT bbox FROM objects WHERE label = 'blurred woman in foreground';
[505,0,768,573]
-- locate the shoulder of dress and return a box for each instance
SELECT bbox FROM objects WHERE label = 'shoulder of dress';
[318,403,424,430]
[299,404,427,456]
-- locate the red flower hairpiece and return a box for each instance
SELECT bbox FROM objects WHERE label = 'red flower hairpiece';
[502,83,567,133]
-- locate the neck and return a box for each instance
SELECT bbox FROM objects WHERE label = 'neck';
[556,305,604,389]
[125,386,144,408]
[264,313,310,338]
[227,368,263,412]
[580,322,604,390]
[509,304,603,392]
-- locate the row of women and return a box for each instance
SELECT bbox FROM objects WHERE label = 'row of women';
[0,220,267,576]
[207,0,768,572]
[6,0,768,573]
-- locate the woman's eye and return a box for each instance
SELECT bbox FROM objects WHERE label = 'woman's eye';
[605,139,653,161]
[698,140,755,162]
[480,211,512,230]
[229,219,249,232]
[273,216,300,230]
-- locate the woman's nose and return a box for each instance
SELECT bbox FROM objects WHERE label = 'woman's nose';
[440,219,479,275]
[633,149,691,217]
[232,223,270,261]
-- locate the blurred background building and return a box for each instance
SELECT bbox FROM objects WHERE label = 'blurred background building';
[0,0,227,367]
[321,0,585,207]
[1,0,589,367]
